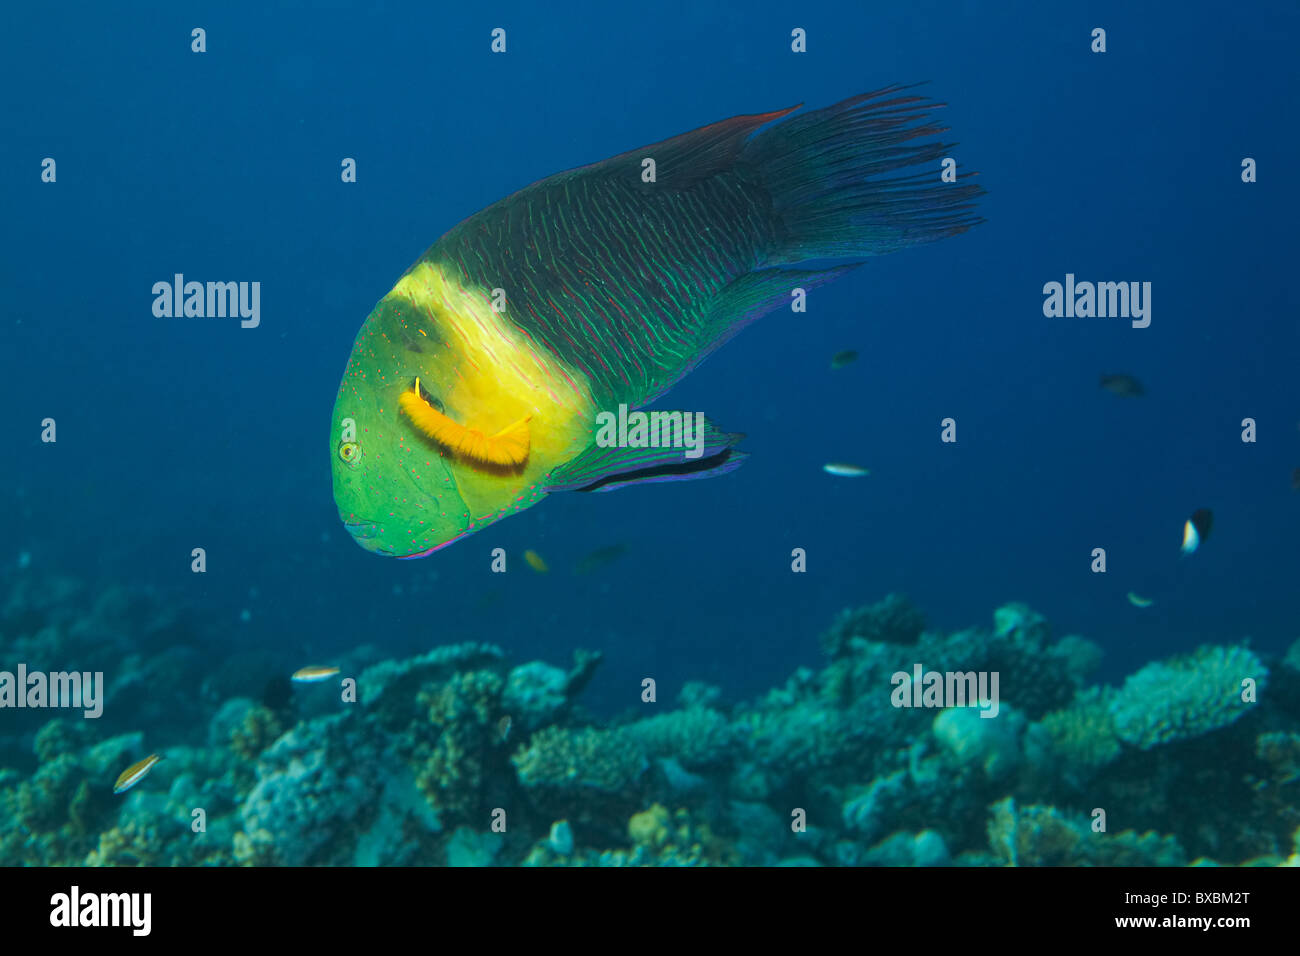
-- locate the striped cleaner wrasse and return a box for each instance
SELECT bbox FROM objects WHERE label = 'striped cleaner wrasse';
[332,86,983,557]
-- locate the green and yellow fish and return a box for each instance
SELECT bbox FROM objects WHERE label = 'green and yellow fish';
[332,86,982,557]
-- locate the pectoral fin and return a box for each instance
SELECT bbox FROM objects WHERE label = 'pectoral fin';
[544,415,746,493]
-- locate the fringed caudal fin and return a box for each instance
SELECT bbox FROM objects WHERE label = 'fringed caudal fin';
[744,84,985,264]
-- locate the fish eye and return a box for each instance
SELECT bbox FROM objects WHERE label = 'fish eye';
[338,441,362,468]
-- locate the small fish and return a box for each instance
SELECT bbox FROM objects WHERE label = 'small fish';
[291,665,341,683]
[1100,373,1145,397]
[114,754,162,794]
[830,349,859,370]
[575,543,629,574]
[1126,592,1154,608]
[823,463,870,477]
[1181,508,1214,555]
[498,715,512,742]
[523,549,549,573]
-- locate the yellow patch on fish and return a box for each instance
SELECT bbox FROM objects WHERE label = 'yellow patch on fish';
[292,665,341,683]
[524,549,549,573]
[1126,592,1154,608]
[400,379,532,467]
[388,262,597,520]
[114,754,162,794]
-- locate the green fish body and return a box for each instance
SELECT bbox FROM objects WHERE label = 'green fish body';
[331,86,982,557]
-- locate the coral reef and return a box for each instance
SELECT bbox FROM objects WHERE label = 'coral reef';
[987,798,1186,866]
[235,714,384,866]
[513,726,648,795]
[821,593,925,657]
[2,566,1295,867]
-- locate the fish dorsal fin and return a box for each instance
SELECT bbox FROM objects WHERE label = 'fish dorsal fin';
[550,105,800,192]
[399,380,532,467]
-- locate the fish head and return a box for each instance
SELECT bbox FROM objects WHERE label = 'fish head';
[331,261,596,557]
[331,338,473,557]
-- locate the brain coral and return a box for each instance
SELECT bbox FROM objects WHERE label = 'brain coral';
[1109,645,1267,750]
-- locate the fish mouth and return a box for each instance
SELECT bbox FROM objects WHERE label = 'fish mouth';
[339,515,399,556]
[339,513,474,559]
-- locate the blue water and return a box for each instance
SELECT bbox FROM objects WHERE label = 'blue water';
[4,0,1297,719]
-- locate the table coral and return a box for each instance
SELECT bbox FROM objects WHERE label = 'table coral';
[1110,645,1267,750]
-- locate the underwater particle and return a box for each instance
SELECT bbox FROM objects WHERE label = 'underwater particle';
[1291,467,1300,492]
[823,463,869,477]
[291,665,341,683]
[113,754,162,794]
[239,609,251,623]
[1126,591,1154,608]
[1099,373,1145,397]
[575,543,629,574]
[830,349,859,369]
[17,551,31,569]
[523,549,549,573]
[1181,508,1213,554]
